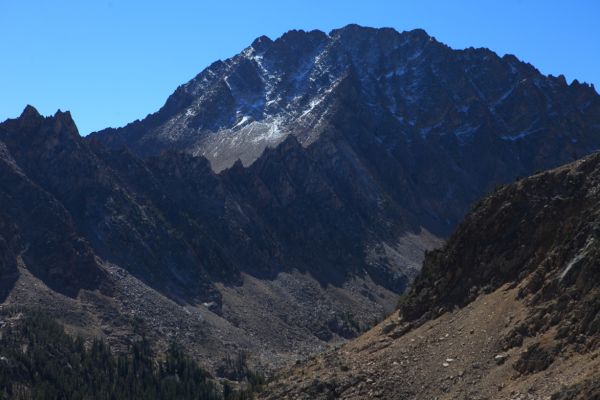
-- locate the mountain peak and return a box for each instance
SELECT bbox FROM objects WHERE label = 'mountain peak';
[328,23,378,36]
[15,106,76,131]
[20,104,42,120]
[404,27,430,39]
[90,24,600,176]
[327,24,430,41]
[273,28,328,51]
[53,109,74,123]
[52,109,79,136]
[250,35,273,52]
[2,106,80,144]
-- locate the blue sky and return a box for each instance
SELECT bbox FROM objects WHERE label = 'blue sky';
[1,0,599,135]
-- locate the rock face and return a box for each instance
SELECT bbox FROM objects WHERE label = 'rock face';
[0,106,217,304]
[261,152,600,399]
[399,154,600,352]
[0,107,105,298]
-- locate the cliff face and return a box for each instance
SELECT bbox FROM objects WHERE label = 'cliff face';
[261,153,600,399]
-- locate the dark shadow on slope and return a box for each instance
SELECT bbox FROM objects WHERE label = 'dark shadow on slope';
[0,215,19,302]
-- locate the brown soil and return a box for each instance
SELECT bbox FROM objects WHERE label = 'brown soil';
[260,283,600,399]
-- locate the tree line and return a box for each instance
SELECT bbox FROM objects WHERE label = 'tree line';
[0,308,262,400]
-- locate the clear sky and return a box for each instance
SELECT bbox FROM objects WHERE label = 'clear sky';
[1,0,599,135]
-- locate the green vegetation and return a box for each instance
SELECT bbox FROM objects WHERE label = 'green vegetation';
[0,308,261,400]
[218,351,265,400]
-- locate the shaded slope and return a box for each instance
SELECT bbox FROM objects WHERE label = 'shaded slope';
[0,308,243,400]
[0,107,429,369]
[0,106,218,305]
[261,152,600,399]
[400,153,600,350]
[0,107,105,297]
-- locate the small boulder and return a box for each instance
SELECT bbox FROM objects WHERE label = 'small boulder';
[494,354,508,365]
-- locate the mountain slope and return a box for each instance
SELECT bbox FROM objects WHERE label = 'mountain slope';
[0,107,105,298]
[260,152,600,399]
[0,106,218,304]
[1,107,427,372]
[0,309,227,400]
[4,24,600,376]
[90,24,600,246]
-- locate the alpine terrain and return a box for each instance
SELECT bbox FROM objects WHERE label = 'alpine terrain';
[261,151,600,400]
[1,24,599,391]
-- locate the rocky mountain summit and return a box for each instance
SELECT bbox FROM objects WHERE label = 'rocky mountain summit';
[91,25,600,237]
[92,25,600,173]
[261,152,600,399]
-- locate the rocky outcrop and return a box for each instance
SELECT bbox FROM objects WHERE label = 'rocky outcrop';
[0,106,217,304]
[0,107,104,297]
[399,153,600,357]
